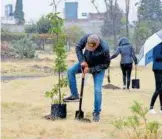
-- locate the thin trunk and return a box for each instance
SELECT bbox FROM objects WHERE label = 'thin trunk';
[113,0,118,49]
[58,71,61,104]
[125,0,130,38]
[91,0,101,14]
[126,13,129,38]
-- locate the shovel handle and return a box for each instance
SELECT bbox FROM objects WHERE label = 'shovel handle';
[135,65,137,79]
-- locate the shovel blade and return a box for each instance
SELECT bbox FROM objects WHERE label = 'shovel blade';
[75,110,84,120]
[132,79,140,89]
[108,76,110,83]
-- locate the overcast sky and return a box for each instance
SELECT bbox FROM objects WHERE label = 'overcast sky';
[1,0,139,22]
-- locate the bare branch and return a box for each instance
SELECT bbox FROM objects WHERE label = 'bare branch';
[91,0,101,14]
[104,0,109,11]
[50,0,62,13]
[57,0,62,5]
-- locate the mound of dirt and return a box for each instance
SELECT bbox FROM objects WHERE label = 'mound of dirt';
[102,84,121,90]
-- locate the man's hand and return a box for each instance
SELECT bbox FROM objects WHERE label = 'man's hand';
[81,62,88,68]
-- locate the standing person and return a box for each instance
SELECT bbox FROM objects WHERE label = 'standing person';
[110,37,137,89]
[63,34,110,122]
[149,43,162,114]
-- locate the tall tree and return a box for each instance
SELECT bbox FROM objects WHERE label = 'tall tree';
[125,0,130,38]
[137,0,162,33]
[102,0,124,49]
[14,0,25,24]
[134,0,162,53]
[137,0,162,22]
[91,0,124,49]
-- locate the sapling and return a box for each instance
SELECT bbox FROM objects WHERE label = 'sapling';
[45,13,68,105]
[112,101,162,139]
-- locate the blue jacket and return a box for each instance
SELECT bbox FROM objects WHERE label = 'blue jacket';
[153,43,162,71]
[110,37,137,64]
[76,34,110,74]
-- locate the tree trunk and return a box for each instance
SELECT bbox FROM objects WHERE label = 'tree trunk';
[126,13,129,38]
[125,0,130,39]
[113,17,117,49]
[58,71,61,104]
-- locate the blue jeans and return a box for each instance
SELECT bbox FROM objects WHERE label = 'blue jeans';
[67,62,105,113]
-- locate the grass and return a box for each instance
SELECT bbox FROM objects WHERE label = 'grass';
[1,51,162,139]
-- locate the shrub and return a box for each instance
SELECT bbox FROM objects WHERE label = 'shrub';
[25,24,37,33]
[112,101,162,139]
[11,37,36,59]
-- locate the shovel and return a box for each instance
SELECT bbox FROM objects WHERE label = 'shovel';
[132,66,140,89]
[75,69,91,123]
[107,68,111,83]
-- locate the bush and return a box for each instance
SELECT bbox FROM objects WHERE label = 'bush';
[25,24,37,33]
[11,37,36,59]
[112,101,162,139]
[1,32,27,42]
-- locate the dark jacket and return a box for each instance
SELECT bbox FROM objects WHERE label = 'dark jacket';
[153,43,162,72]
[76,34,110,74]
[111,37,137,64]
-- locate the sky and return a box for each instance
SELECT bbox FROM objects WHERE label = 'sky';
[1,0,139,23]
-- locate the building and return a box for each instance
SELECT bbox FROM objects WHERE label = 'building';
[5,4,13,17]
[88,13,105,20]
[1,4,16,24]
[65,2,78,20]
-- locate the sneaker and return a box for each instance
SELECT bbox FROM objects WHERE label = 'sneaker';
[148,109,157,114]
[63,95,79,102]
[92,112,100,122]
[160,110,162,114]
[123,85,126,90]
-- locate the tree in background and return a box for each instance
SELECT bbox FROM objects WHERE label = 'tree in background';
[134,21,151,53]
[64,26,85,49]
[137,0,162,33]
[134,0,162,53]
[25,16,52,50]
[14,0,25,24]
[137,0,162,22]
[36,16,52,34]
[125,0,130,38]
[91,0,124,49]
[101,0,124,49]
[25,24,37,33]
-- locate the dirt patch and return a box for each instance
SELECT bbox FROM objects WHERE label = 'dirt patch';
[102,84,121,90]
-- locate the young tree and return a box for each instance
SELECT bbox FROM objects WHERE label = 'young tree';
[46,13,67,104]
[14,0,25,24]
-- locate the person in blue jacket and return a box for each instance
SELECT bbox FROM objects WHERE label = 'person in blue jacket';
[149,43,162,114]
[63,34,110,122]
[110,37,137,89]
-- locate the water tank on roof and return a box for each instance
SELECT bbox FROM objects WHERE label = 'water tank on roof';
[5,4,13,17]
[65,2,78,20]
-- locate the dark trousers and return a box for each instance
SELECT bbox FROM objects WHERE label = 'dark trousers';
[150,71,162,110]
[121,63,132,89]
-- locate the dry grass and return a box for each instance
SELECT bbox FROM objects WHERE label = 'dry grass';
[1,51,162,139]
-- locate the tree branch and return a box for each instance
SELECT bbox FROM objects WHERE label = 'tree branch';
[91,0,101,14]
